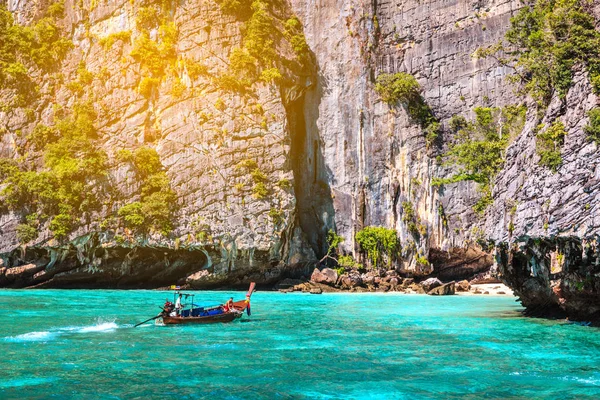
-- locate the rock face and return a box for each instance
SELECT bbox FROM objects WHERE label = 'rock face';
[288,0,600,318]
[0,0,318,287]
[496,237,600,323]
[291,0,520,273]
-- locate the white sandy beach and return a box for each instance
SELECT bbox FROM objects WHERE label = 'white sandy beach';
[457,283,514,296]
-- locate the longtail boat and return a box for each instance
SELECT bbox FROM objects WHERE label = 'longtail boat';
[156,282,255,325]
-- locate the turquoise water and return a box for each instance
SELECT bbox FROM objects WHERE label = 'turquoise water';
[1,290,599,399]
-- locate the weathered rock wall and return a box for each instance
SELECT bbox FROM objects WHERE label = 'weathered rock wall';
[484,71,600,241]
[0,232,314,288]
[291,0,521,272]
[290,0,600,318]
[0,0,318,286]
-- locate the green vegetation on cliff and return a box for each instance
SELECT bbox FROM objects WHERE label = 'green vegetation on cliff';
[336,255,361,271]
[434,105,527,214]
[476,0,600,105]
[375,72,440,149]
[0,2,72,105]
[401,201,427,238]
[375,73,420,105]
[99,31,131,50]
[536,121,567,172]
[0,115,176,242]
[584,108,600,144]
[131,6,178,98]
[1,102,110,241]
[215,0,311,94]
[117,147,177,236]
[375,72,436,128]
[355,226,400,268]
[320,229,344,262]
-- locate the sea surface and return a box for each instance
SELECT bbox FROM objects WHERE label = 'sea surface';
[1,290,599,399]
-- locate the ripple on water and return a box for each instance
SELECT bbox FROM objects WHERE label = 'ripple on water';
[0,377,57,388]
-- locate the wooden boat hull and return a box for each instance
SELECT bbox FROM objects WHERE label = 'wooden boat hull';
[161,311,242,325]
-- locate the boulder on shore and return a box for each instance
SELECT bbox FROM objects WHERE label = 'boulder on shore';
[310,268,338,285]
[428,281,456,295]
[310,287,323,294]
[401,278,414,287]
[421,277,442,292]
[456,280,470,292]
[409,283,426,294]
[340,274,362,289]
[362,274,375,285]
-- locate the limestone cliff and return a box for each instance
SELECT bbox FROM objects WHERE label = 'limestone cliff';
[290,0,600,321]
[292,0,520,270]
[1,0,600,321]
[0,0,317,287]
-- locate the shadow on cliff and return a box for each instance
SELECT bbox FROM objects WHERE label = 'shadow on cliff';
[428,246,494,282]
[283,56,336,261]
[496,237,600,325]
[0,233,211,289]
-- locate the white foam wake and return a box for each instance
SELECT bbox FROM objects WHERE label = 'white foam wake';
[4,320,120,342]
[5,331,56,343]
[76,322,118,333]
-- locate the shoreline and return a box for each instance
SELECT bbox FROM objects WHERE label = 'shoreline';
[274,283,514,296]
[0,283,516,296]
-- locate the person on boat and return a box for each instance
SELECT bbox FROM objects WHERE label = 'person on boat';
[175,294,183,316]
[224,297,234,312]
[164,300,177,317]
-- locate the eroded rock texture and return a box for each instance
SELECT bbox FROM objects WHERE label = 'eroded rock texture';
[292,0,520,273]
[496,237,600,324]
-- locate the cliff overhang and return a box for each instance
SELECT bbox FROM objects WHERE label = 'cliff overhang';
[496,236,600,324]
